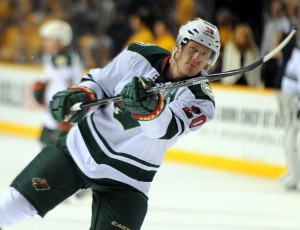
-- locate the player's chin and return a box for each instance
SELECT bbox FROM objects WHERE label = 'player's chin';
[184,64,201,76]
[185,68,201,77]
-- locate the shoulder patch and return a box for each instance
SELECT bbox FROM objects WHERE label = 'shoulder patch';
[188,83,215,106]
[201,82,214,101]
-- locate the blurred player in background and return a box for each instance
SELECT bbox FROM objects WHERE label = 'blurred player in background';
[279,43,300,190]
[0,18,220,229]
[32,19,83,146]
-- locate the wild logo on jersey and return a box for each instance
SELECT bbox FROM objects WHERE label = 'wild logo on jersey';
[32,177,50,191]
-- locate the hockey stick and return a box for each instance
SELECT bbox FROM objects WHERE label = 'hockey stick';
[71,29,296,111]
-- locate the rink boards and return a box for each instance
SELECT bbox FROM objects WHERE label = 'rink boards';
[0,62,286,178]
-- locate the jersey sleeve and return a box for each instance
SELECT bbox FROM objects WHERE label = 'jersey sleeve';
[78,69,107,100]
[77,51,130,100]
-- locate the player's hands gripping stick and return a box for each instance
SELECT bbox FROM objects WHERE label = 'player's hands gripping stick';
[121,76,165,121]
[50,86,95,123]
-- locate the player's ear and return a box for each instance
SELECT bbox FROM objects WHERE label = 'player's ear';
[174,45,183,58]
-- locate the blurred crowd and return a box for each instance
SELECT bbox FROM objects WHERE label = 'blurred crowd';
[0,0,299,89]
[215,0,299,89]
[0,0,179,67]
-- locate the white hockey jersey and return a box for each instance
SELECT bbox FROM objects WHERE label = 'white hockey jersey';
[66,43,215,196]
[42,49,83,129]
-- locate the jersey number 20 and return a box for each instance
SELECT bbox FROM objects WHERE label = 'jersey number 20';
[182,106,206,128]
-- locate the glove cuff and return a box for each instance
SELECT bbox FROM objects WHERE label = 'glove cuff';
[132,93,165,121]
[58,122,73,132]
[67,86,96,102]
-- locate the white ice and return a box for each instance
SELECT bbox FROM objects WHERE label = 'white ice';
[1,134,300,230]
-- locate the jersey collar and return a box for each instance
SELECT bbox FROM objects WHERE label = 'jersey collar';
[155,56,171,84]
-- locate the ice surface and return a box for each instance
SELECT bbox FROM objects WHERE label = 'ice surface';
[1,134,300,230]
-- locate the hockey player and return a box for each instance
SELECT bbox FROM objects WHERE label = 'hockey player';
[32,19,83,145]
[279,46,300,190]
[0,18,220,229]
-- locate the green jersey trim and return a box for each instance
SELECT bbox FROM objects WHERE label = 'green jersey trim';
[127,43,170,74]
[159,109,184,139]
[78,115,159,182]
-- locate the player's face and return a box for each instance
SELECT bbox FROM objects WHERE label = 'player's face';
[174,41,212,78]
[41,38,60,55]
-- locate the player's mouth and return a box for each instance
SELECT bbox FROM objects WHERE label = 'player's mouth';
[187,62,199,71]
